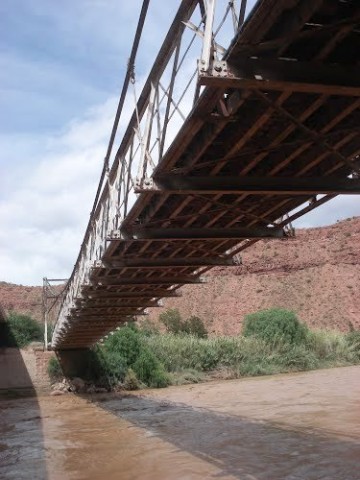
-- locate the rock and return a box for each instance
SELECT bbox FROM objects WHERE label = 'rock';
[51,380,70,392]
[50,390,64,396]
[95,387,108,393]
[70,377,86,393]
[86,385,96,394]
[51,382,64,391]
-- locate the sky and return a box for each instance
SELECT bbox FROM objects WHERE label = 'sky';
[0,0,359,286]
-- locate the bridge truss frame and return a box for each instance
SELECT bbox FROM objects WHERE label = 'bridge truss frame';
[51,0,360,348]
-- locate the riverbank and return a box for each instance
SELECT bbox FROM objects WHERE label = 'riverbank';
[1,366,359,479]
[47,319,360,393]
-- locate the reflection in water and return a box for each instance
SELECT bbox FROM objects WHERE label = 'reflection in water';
[0,366,359,480]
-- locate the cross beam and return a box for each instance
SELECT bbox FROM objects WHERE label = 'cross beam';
[76,299,161,308]
[137,175,360,195]
[124,226,284,240]
[92,275,205,286]
[66,313,145,321]
[82,291,181,299]
[71,307,146,314]
[102,256,235,268]
[199,59,360,97]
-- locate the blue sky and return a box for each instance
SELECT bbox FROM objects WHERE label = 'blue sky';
[0,0,358,285]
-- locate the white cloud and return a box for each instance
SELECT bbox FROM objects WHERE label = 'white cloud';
[0,97,118,285]
[295,196,360,228]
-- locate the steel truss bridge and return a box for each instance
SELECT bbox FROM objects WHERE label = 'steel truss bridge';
[52,0,360,349]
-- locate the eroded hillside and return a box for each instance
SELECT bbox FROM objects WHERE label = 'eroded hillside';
[148,217,360,333]
[1,217,359,332]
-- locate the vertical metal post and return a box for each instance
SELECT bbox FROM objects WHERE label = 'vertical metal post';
[159,40,182,158]
[199,0,217,73]
[239,0,247,28]
[43,277,48,350]
[136,83,156,183]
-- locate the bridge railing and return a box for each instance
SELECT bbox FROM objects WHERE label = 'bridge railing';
[53,0,250,344]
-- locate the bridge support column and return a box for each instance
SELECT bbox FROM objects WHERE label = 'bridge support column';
[55,349,94,379]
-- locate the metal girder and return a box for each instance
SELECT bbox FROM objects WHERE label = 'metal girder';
[76,299,161,308]
[137,175,360,195]
[66,314,143,322]
[71,307,145,315]
[102,256,235,268]
[82,290,181,299]
[92,275,205,286]
[198,59,360,97]
[71,309,147,317]
[124,226,284,240]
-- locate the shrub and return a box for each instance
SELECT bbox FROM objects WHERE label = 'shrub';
[346,330,360,347]
[7,312,43,348]
[103,326,141,367]
[346,330,360,359]
[159,309,208,337]
[159,308,183,334]
[48,357,63,381]
[138,319,160,336]
[133,348,170,388]
[281,344,319,370]
[182,316,208,338]
[123,368,141,390]
[100,349,128,385]
[242,308,308,345]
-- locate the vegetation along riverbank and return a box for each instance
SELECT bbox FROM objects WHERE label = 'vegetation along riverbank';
[47,308,360,391]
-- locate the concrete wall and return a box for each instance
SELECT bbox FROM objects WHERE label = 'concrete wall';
[0,347,54,392]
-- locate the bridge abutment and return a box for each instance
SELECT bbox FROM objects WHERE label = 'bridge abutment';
[56,349,94,379]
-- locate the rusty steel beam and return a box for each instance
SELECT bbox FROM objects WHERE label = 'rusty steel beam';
[199,59,360,97]
[138,175,360,195]
[82,290,181,299]
[76,299,161,308]
[71,307,150,315]
[103,256,235,268]
[125,226,284,240]
[92,275,205,286]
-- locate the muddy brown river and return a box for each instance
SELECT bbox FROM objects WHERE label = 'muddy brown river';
[1,366,359,479]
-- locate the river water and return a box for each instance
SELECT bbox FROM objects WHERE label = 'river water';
[1,366,359,480]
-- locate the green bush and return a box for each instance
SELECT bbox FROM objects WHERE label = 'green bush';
[103,326,141,366]
[133,348,170,388]
[70,311,359,391]
[123,368,141,390]
[159,309,208,337]
[138,319,160,336]
[100,350,128,385]
[281,344,319,370]
[346,330,360,349]
[7,312,43,348]
[242,308,308,345]
[48,357,63,381]
[159,308,183,334]
[183,316,208,338]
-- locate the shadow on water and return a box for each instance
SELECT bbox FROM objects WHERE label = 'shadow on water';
[87,390,360,480]
[0,317,48,480]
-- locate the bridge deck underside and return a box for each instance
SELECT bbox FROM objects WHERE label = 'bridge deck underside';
[58,0,360,348]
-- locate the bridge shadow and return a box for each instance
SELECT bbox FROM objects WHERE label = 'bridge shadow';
[0,318,48,480]
[88,390,360,479]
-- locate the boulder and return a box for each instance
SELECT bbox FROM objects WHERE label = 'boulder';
[70,377,86,393]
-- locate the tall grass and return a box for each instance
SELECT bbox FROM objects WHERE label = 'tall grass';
[53,309,360,390]
[143,330,359,380]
